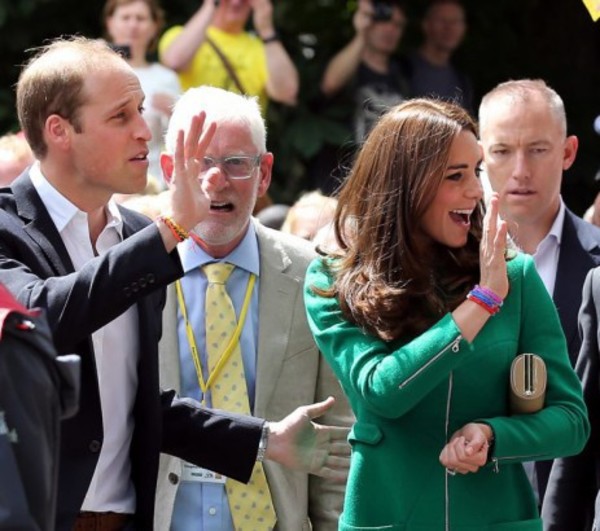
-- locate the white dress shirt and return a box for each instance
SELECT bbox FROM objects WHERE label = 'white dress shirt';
[531,199,565,298]
[31,162,139,514]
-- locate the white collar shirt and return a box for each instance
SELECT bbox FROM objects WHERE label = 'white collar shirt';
[530,199,565,298]
[30,162,139,514]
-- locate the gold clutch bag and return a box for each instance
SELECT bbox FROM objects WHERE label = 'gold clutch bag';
[509,353,547,414]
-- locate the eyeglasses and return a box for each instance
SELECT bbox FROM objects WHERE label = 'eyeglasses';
[200,155,262,180]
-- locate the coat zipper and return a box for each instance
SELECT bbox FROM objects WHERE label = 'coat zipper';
[398,335,462,389]
[490,453,547,473]
[445,371,454,531]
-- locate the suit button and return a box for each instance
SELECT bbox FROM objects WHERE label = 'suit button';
[89,440,101,453]
[131,281,139,293]
[124,287,131,298]
[139,278,147,289]
[147,273,155,284]
[168,473,179,485]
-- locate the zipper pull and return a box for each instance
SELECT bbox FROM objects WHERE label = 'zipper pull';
[451,336,462,353]
[492,458,499,473]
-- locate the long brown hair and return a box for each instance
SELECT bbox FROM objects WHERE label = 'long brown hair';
[319,98,483,341]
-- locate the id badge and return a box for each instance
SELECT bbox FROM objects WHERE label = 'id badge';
[181,462,227,484]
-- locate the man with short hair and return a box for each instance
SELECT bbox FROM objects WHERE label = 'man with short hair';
[320,0,409,143]
[0,37,348,530]
[154,85,352,530]
[479,78,600,509]
[406,0,473,113]
[159,0,298,112]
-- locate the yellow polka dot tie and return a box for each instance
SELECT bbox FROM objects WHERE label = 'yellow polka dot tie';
[203,263,276,530]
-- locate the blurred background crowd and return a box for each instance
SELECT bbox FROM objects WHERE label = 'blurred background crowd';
[1,0,600,223]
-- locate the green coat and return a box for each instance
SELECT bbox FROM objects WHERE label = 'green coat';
[304,252,589,530]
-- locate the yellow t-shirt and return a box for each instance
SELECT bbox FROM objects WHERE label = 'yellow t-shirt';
[159,26,269,114]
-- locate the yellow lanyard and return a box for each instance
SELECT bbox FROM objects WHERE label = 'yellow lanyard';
[175,271,256,397]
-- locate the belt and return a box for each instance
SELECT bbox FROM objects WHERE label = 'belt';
[73,511,134,531]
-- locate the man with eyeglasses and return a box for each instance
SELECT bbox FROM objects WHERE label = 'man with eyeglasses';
[155,85,352,530]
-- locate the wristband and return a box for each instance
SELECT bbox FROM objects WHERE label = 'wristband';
[474,285,503,306]
[467,293,499,315]
[261,32,279,44]
[467,285,503,315]
[158,215,189,242]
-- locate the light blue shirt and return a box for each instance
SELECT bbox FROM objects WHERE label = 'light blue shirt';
[171,224,261,531]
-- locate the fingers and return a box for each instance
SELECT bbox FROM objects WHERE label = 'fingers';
[440,436,487,475]
[184,112,205,159]
[193,119,217,161]
[314,424,350,441]
[486,193,499,231]
[302,396,336,419]
[325,440,351,457]
[309,455,351,480]
[314,466,350,482]
[171,112,217,185]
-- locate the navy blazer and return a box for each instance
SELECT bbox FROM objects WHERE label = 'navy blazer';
[542,267,600,530]
[554,209,600,364]
[0,173,262,530]
[535,208,600,507]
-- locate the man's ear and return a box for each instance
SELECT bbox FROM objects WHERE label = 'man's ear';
[257,152,273,197]
[160,153,174,186]
[45,115,71,151]
[563,135,579,171]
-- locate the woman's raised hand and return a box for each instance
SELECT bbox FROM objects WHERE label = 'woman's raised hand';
[479,193,509,300]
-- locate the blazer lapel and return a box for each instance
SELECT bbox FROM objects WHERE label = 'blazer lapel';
[254,223,299,417]
[13,174,74,276]
[158,283,182,393]
[554,210,600,362]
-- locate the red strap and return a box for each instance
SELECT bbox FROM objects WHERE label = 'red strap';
[0,283,40,340]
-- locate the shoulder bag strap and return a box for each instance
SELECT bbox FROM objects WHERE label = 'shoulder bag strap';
[205,36,247,95]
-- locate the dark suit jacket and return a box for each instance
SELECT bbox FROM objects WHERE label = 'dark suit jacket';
[542,266,600,530]
[535,209,600,506]
[0,173,263,530]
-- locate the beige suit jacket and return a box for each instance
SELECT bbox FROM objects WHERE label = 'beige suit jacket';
[154,221,352,530]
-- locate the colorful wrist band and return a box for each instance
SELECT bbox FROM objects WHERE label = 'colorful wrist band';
[467,293,499,315]
[474,285,503,306]
[158,215,189,242]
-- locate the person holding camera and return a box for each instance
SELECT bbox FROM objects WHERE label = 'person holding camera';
[158,0,298,114]
[320,0,410,143]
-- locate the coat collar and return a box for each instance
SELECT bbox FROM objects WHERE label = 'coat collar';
[12,172,74,276]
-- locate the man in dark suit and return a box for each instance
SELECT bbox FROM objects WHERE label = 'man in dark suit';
[478,78,600,510]
[0,36,348,531]
[542,267,600,530]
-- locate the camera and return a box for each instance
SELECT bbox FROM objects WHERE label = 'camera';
[372,1,394,22]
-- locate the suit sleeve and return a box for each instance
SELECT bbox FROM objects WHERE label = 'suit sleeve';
[160,390,263,483]
[304,258,472,419]
[542,267,600,530]
[0,219,182,353]
[480,257,590,466]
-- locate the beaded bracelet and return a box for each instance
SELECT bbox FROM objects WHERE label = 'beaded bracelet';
[158,215,189,242]
[466,285,503,315]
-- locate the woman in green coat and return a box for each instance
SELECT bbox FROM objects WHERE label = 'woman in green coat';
[304,98,589,530]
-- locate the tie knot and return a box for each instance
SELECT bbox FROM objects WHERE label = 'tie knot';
[203,262,235,284]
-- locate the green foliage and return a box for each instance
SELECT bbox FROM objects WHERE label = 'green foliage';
[1,0,600,212]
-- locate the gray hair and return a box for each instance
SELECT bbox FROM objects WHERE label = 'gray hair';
[164,86,266,154]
